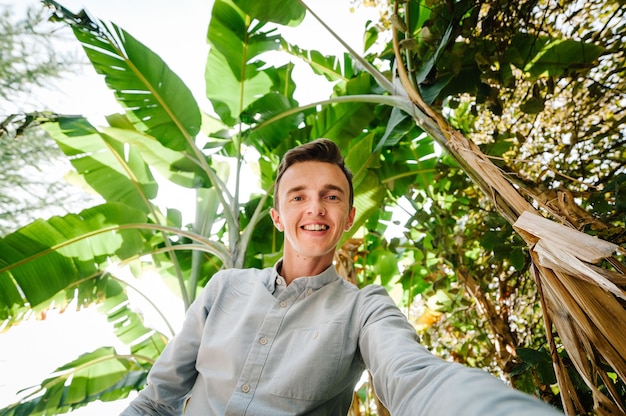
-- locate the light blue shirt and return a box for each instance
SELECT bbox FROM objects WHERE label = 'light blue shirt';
[121,263,562,415]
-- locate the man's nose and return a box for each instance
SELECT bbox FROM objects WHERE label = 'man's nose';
[307,199,325,216]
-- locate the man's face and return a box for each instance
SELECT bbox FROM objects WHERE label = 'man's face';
[271,161,356,264]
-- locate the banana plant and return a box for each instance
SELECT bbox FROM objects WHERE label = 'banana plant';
[0,0,409,413]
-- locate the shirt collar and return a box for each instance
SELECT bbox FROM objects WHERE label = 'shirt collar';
[270,259,341,291]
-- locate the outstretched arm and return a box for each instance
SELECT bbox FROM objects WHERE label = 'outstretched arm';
[120,285,211,416]
[358,285,562,416]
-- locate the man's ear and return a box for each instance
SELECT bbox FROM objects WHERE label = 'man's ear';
[270,208,283,231]
[345,207,356,231]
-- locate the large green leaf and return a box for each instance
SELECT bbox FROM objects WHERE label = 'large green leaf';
[0,347,149,416]
[0,202,148,321]
[4,286,168,415]
[102,119,211,189]
[99,285,169,356]
[233,0,305,26]
[205,0,282,126]
[208,0,281,67]
[341,135,387,245]
[375,107,423,152]
[243,92,305,150]
[506,34,605,79]
[47,3,201,153]
[343,170,386,245]
[45,117,158,212]
[308,74,377,141]
[283,42,357,81]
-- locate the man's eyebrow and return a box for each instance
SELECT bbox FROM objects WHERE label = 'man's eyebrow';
[322,184,346,194]
[285,185,306,195]
[285,184,346,194]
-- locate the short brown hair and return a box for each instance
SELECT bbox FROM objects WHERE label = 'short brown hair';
[274,139,354,209]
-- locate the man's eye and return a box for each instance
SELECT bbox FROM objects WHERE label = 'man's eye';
[327,195,338,200]
[292,196,303,201]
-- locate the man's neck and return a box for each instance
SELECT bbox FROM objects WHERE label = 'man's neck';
[280,255,333,285]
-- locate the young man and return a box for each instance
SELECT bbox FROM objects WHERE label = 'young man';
[121,139,561,415]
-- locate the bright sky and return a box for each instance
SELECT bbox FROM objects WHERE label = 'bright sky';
[0,1,379,414]
[9,0,378,123]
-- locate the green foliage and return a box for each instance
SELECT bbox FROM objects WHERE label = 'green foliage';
[0,202,147,320]
[1,0,624,414]
[206,0,283,126]
[513,347,557,387]
[233,0,305,26]
[70,21,202,152]
[0,346,149,416]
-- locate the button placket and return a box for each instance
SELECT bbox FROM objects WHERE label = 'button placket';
[235,288,292,404]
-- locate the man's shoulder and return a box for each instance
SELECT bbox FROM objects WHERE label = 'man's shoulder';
[353,283,396,308]
[358,283,389,295]
[329,279,392,305]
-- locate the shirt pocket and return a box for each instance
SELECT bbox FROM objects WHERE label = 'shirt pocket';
[269,321,346,401]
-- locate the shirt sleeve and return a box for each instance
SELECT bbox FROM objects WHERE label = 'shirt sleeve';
[119,277,215,416]
[357,285,563,416]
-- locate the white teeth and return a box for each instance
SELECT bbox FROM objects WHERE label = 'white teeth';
[303,224,328,231]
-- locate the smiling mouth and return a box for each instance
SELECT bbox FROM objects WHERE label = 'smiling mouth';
[302,224,329,231]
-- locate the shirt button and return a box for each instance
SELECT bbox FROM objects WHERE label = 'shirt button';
[279,301,287,308]
[242,384,250,393]
[307,288,314,295]
[259,337,268,345]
